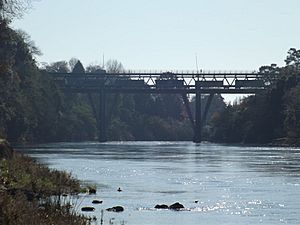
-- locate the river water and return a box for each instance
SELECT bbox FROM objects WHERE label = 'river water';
[21,142,300,225]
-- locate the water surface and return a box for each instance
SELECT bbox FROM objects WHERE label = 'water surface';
[21,142,300,225]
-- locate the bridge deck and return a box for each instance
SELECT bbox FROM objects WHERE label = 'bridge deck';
[49,71,277,94]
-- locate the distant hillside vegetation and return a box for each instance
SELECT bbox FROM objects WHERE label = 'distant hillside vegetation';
[208,49,300,146]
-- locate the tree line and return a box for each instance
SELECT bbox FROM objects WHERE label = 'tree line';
[207,49,300,145]
[1,18,299,144]
[0,19,206,142]
[0,19,227,142]
[1,0,300,145]
[0,1,225,143]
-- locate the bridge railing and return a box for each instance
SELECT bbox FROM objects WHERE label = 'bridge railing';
[48,70,278,92]
[48,70,276,78]
[123,69,259,74]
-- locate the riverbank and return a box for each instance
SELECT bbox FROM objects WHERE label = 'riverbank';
[19,141,300,225]
[270,137,300,147]
[0,139,91,225]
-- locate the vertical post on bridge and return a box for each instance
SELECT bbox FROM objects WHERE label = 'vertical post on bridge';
[194,86,202,143]
[99,88,107,142]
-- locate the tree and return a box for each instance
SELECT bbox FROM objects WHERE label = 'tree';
[208,48,300,144]
[71,60,85,73]
[69,58,79,71]
[283,85,300,139]
[45,61,70,73]
[16,29,41,57]
[285,48,300,70]
[106,59,124,73]
[0,0,32,21]
[86,64,106,73]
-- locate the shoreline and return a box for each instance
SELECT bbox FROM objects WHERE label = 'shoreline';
[12,138,300,149]
[0,139,91,225]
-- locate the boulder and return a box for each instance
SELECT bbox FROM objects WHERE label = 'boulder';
[88,187,96,194]
[92,200,103,204]
[106,206,124,212]
[154,204,169,209]
[0,139,14,159]
[81,207,95,212]
[169,202,184,210]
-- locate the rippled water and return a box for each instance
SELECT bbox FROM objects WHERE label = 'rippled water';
[20,142,300,225]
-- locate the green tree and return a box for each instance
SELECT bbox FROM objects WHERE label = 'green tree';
[285,48,300,70]
[209,48,300,145]
[283,85,300,140]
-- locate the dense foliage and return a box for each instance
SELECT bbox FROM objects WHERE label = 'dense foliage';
[0,21,97,143]
[0,21,203,142]
[208,50,300,145]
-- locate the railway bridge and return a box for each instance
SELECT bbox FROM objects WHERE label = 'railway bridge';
[49,70,277,143]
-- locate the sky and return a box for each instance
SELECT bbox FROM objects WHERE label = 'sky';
[12,0,300,72]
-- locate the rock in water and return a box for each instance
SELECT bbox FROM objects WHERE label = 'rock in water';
[0,139,14,159]
[106,206,124,212]
[169,202,184,210]
[92,200,103,204]
[154,204,169,209]
[81,207,95,212]
[88,187,96,194]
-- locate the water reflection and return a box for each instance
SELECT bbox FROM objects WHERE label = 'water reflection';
[19,142,300,177]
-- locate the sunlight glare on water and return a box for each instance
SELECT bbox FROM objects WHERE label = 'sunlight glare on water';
[21,142,300,225]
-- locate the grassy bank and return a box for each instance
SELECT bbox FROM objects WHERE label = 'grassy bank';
[0,140,91,225]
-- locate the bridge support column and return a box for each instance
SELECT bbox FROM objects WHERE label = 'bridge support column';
[181,93,195,131]
[194,88,202,143]
[88,93,99,126]
[202,93,214,127]
[99,89,107,142]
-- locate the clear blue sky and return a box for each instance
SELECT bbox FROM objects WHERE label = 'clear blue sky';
[12,0,300,71]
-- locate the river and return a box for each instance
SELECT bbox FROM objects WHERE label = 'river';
[21,141,300,225]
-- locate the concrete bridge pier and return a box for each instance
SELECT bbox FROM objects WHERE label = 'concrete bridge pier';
[194,88,202,143]
[98,89,107,142]
[182,93,195,131]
